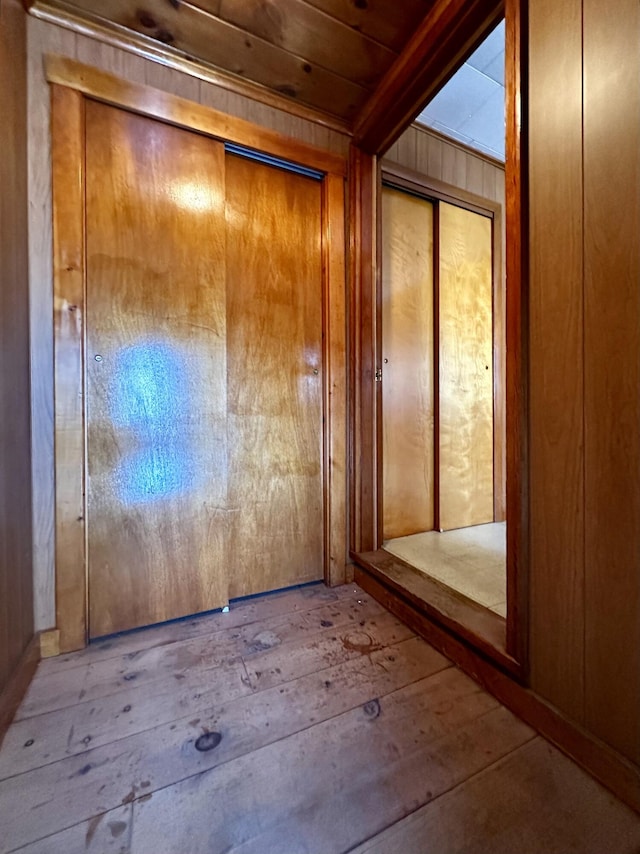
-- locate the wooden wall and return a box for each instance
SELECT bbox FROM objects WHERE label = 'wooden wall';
[528,0,640,765]
[27,16,350,631]
[0,1,34,690]
[384,124,505,205]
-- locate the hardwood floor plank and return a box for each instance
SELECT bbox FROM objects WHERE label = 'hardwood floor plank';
[0,639,445,850]
[0,630,437,779]
[17,594,388,719]
[12,804,133,854]
[128,696,533,853]
[349,738,640,854]
[38,583,362,675]
[5,583,639,854]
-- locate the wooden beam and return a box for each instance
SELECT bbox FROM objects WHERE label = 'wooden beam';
[353,0,504,155]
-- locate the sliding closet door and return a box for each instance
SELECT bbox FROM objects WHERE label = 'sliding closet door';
[438,202,494,531]
[85,101,228,637]
[225,154,324,598]
[381,186,435,539]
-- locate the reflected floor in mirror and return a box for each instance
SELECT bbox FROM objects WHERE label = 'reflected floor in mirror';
[383,522,506,616]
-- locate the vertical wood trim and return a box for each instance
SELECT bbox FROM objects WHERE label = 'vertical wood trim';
[526,0,585,712]
[432,201,442,532]
[323,172,348,585]
[504,0,529,666]
[52,83,87,653]
[348,145,378,554]
[492,208,506,521]
[583,0,640,763]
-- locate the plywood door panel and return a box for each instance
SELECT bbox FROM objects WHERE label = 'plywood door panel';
[438,202,494,531]
[85,101,228,637]
[225,154,324,598]
[381,186,435,539]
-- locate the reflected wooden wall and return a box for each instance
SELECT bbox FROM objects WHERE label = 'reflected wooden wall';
[0,1,33,693]
[27,15,350,631]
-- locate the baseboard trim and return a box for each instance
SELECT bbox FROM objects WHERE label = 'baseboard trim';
[0,634,41,748]
[355,566,640,815]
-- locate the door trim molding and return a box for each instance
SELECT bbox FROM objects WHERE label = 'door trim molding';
[51,66,347,652]
[45,55,347,178]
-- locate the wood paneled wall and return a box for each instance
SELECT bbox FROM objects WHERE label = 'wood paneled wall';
[0,1,34,689]
[529,0,640,765]
[384,124,505,205]
[27,16,350,630]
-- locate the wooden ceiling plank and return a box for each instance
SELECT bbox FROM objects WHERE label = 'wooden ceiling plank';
[191,0,398,88]
[59,0,370,119]
[353,0,504,154]
[29,0,352,133]
[302,0,436,53]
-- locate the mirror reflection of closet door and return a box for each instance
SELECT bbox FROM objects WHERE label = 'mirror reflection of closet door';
[381,185,495,540]
[381,187,435,540]
[438,202,494,531]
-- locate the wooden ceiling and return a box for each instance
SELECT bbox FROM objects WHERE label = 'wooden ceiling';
[28,0,437,126]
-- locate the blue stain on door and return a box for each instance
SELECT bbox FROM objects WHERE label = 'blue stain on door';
[109,340,195,503]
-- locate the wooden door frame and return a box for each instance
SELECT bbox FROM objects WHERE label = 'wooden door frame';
[348,0,529,676]
[50,56,348,653]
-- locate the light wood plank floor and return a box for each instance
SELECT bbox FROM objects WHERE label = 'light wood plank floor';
[384,522,507,616]
[1,583,639,853]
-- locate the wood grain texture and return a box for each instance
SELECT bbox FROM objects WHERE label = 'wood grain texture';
[41,0,371,120]
[84,102,228,637]
[527,0,585,721]
[4,583,640,849]
[322,173,348,585]
[504,0,528,665]
[353,0,503,154]
[352,738,640,854]
[28,13,77,635]
[438,202,494,531]
[381,186,435,538]
[51,84,87,652]
[355,553,511,672]
[302,0,436,53]
[46,56,348,176]
[225,154,324,599]
[28,15,348,631]
[0,0,33,701]
[348,146,378,554]
[30,1,354,134]
[207,0,397,87]
[583,0,640,763]
[355,566,640,816]
[382,130,507,523]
